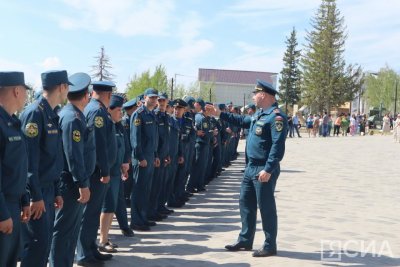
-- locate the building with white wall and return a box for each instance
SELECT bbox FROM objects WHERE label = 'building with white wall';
[198,68,278,106]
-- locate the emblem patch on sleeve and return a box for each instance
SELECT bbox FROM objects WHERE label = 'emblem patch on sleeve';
[275,121,283,132]
[73,130,81,142]
[94,116,104,128]
[202,122,208,129]
[134,118,141,126]
[25,123,39,138]
[255,126,262,135]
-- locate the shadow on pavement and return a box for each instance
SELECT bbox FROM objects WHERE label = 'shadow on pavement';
[278,250,400,267]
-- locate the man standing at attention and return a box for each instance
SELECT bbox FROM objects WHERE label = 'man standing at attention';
[0,71,31,267]
[76,80,116,265]
[206,79,287,257]
[20,70,71,267]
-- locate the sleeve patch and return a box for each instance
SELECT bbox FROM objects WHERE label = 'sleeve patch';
[94,116,104,128]
[73,130,81,142]
[275,121,283,132]
[134,118,141,126]
[25,123,39,138]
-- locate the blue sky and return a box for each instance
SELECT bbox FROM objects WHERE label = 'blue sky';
[1,0,399,92]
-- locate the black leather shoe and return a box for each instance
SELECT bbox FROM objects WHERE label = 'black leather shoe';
[145,221,157,226]
[225,242,252,251]
[167,202,184,208]
[185,192,193,197]
[158,207,174,214]
[252,248,277,257]
[130,224,150,231]
[186,188,197,193]
[148,215,163,221]
[93,250,113,261]
[121,228,135,237]
[197,188,207,192]
[76,258,104,266]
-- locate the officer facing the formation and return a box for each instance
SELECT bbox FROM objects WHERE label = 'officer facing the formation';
[0,72,31,267]
[49,73,94,267]
[206,79,287,257]
[20,70,71,267]
[77,80,115,265]
[130,88,159,231]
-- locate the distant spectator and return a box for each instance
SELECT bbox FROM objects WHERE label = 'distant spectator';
[292,113,302,138]
[382,113,391,135]
[322,112,329,137]
[306,114,314,137]
[341,115,349,136]
[334,115,341,136]
[287,113,293,138]
[313,114,320,137]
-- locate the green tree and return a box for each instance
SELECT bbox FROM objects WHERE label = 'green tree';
[126,64,169,99]
[365,66,399,113]
[301,0,363,113]
[90,46,115,81]
[279,27,301,112]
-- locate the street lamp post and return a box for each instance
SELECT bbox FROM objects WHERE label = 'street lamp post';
[394,78,398,115]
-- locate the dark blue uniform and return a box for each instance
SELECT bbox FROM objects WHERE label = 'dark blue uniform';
[115,116,132,232]
[50,103,95,267]
[220,102,287,253]
[20,95,64,267]
[0,106,29,267]
[187,112,212,191]
[172,113,194,203]
[77,98,114,262]
[164,115,182,206]
[130,105,157,228]
[102,121,126,214]
[149,109,169,219]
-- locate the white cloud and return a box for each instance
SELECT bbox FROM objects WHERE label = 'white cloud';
[58,0,175,36]
[222,42,284,73]
[39,57,62,69]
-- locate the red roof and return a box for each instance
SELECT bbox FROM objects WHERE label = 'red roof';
[198,68,277,85]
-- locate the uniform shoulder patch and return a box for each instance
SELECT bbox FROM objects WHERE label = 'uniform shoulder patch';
[73,130,81,142]
[275,120,284,132]
[94,116,104,128]
[25,123,39,138]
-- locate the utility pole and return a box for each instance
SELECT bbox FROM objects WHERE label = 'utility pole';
[394,78,398,115]
[209,88,212,102]
[171,78,174,99]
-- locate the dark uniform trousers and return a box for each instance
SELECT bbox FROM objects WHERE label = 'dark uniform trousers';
[0,201,21,267]
[21,185,56,267]
[76,168,109,261]
[50,173,84,267]
[171,140,190,203]
[187,142,209,190]
[130,159,155,226]
[149,164,167,217]
[237,163,279,251]
[115,179,129,230]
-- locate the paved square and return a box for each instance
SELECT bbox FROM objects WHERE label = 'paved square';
[78,136,400,266]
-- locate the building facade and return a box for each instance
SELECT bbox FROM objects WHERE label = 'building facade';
[198,68,278,106]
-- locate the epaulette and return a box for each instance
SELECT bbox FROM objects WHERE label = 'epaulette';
[74,112,81,121]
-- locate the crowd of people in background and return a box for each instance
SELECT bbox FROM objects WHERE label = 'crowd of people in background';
[281,111,400,141]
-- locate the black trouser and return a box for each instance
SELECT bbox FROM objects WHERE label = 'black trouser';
[333,125,340,136]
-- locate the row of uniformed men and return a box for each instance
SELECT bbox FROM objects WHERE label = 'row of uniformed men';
[0,70,241,267]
